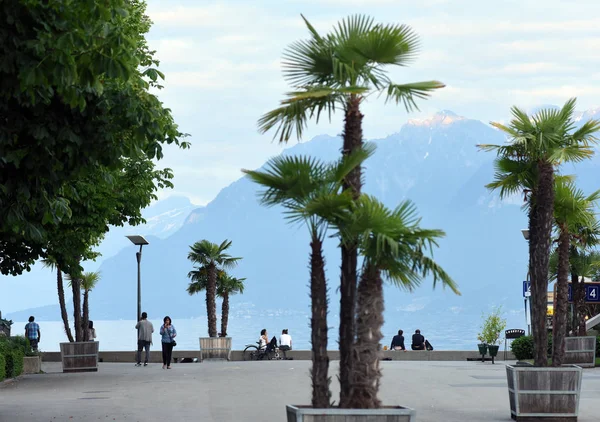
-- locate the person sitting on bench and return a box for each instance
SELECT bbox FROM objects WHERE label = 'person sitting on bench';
[390,329,406,351]
[411,329,426,350]
[279,329,292,359]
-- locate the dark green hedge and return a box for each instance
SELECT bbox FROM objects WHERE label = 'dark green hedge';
[0,336,27,378]
[510,335,553,361]
[0,353,5,381]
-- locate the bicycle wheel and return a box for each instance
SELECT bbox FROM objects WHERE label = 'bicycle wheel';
[243,345,258,361]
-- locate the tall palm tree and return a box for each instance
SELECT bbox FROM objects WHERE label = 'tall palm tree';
[258,15,444,405]
[480,98,600,366]
[217,274,245,338]
[42,257,74,342]
[187,269,245,337]
[187,240,240,338]
[243,146,372,408]
[551,180,599,366]
[313,195,458,408]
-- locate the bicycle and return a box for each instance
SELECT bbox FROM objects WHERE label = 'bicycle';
[243,342,281,361]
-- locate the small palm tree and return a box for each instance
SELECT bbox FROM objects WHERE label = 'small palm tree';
[243,146,372,408]
[259,15,444,404]
[42,257,74,342]
[187,240,240,338]
[312,194,458,408]
[479,98,600,367]
[66,271,100,342]
[217,274,245,338]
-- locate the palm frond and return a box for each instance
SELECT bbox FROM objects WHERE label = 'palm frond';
[384,81,445,112]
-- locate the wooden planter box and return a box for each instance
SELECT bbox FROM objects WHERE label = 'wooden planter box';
[23,356,41,374]
[563,336,596,368]
[506,364,582,421]
[199,337,231,361]
[60,341,99,373]
[286,405,415,422]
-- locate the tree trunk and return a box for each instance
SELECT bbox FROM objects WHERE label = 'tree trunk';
[310,235,331,408]
[57,267,74,343]
[206,262,218,337]
[339,94,363,407]
[529,161,554,367]
[82,290,90,342]
[575,276,587,336]
[347,264,383,408]
[552,226,570,366]
[220,292,229,337]
[71,275,83,342]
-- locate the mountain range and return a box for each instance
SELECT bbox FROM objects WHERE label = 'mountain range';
[5,109,600,333]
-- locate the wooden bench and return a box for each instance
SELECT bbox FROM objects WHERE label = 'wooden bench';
[199,337,232,361]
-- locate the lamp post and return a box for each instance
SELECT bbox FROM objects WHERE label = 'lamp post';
[126,235,149,322]
[521,229,531,335]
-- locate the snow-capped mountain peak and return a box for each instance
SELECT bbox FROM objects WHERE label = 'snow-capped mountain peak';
[406,110,467,127]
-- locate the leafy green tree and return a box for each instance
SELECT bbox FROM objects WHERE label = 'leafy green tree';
[258,15,443,405]
[187,240,241,338]
[551,180,599,365]
[480,99,600,367]
[0,0,188,274]
[243,147,372,408]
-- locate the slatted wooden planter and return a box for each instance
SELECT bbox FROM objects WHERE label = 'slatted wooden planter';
[563,336,596,368]
[286,405,415,422]
[506,364,582,421]
[199,337,231,361]
[60,341,99,373]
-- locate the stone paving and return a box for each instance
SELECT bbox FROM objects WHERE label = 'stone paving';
[1,360,599,422]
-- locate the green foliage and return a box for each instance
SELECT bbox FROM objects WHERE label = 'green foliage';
[477,306,507,345]
[0,0,188,275]
[0,353,5,381]
[0,337,25,377]
[511,336,534,360]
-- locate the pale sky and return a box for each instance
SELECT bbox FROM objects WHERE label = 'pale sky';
[146,0,600,205]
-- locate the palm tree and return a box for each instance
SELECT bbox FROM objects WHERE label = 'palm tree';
[550,180,600,366]
[258,15,444,405]
[187,268,245,337]
[42,258,74,342]
[217,274,245,338]
[480,98,600,366]
[243,146,372,408]
[187,240,240,338]
[80,272,101,342]
[313,195,458,408]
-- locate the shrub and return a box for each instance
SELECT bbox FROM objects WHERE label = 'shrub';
[5,349,24,377]
[0,353,5,381]
[477,306,507,345]
[596,335,600,358]
[0,336,26,378]
[511,336,534,360]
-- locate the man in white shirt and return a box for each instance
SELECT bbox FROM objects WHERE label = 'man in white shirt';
[279,329,292,359]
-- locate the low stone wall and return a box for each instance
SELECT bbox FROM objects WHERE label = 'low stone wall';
[41,349,516,363]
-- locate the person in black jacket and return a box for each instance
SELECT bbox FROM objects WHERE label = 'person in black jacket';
[411,329,426,350]
[390,329,406,351]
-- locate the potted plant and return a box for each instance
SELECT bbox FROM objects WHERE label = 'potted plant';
[187,239,241,361]
[477,306,507,364]
[481,100,600,420]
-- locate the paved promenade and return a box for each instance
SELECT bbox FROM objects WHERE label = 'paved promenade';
[1,360,599,422]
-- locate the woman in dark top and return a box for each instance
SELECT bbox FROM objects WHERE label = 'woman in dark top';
[411,329,426,350]
[390,329,406,351]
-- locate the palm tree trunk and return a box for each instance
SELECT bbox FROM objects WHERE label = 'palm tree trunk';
[347,264,383,409]
[220,292,229,337]
[207,262,218,337]
[552,226,570,366]
[529,161,554,367]
[82,290,90,342]
[57,267,74,343]
[575,276,587,336]
[310,235,331,408]
[339,94,363,407]
[71,275,83,342]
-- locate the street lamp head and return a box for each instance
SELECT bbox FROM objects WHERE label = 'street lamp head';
[126,235,149,246]
[521,229,530,241]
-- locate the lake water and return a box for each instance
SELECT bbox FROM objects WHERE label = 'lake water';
[13,310,525,351]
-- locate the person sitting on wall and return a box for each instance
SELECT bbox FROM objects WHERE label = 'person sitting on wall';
[411,329,426,351]
[390,329,406,351]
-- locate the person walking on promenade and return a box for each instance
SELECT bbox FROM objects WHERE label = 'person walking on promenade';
[24,316,40,352]
[160,316,177,369]
[135,312,154,367]
[391,329,406,351]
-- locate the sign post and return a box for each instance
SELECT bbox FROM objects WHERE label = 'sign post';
[523,281,531,335]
